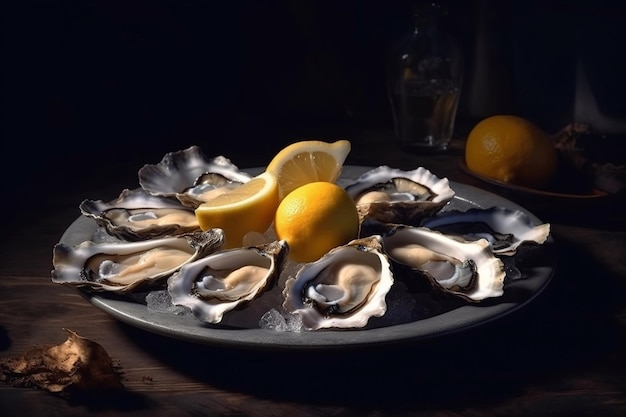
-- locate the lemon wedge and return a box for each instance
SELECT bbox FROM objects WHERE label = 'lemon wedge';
[195,171,279,248]
[266,139,351,200]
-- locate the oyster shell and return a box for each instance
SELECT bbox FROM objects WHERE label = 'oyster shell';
[79,188,200,241]
[176,171,249,208]
[168,240,289,324]
[51,229,225,292]
[282,235,394,330]
[420,206,551,256]
[344,166,455,225]
[380,225,505,302]
[138,146,252,208]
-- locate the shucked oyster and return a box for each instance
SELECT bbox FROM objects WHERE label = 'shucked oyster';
[138,146,252,208]
[344,166,455,225]
[380,225,505,302]
[79,188,200,241]
[282,235,394,330]
[177,171,249,208]
[52,229,225,292]
[168,240,289,324]
[421,206,551,256]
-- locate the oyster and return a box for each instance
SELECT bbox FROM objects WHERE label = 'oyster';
[420,206,551,256]
[282,235,394,330]
[344,166,455,225]
[79,188,200,241]
[176,171,249,208]
[138,146,252,208]
[52,229,225,292]
[168,240,289,324]
[380,225,505,302]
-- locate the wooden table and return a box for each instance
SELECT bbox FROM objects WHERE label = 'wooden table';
[1,133,625,417]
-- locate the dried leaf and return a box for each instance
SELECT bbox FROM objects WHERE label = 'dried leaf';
[0,329,123,394]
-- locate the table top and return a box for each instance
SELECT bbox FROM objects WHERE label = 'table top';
[1,133,625,417]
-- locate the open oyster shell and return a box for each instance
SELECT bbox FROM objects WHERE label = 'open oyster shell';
[282,235,394,330]
[344,166,455,225]
[138,146,252,208]
[420,206,551,256]
[168,240,289,324]
[380,225,505,302]
[52,229,225,293]
[79,188,200,241]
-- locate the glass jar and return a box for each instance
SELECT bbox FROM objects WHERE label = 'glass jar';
[387,1,463,152]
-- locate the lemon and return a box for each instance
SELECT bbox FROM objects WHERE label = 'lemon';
[274,181,360,263]
[266,139,351,200]
[195,171,279,248]
[465,115,558,188]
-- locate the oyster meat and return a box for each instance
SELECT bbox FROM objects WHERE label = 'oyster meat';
[52,229,225,292]
[381,225,505,302]
[344,166,455,225]
[138,146,252,208]
[168,240,289,324]
[282,235,394,330]
[80,188,200,241]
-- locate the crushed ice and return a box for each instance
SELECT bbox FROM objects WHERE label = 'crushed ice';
[259,308,303,332]
[146,290,191,316]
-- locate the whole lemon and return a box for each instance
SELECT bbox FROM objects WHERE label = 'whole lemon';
[274,181,360,263]
[465,115,558,188]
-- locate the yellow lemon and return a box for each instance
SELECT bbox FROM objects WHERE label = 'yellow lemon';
[266,139,351,200]
[274,181,360,263]
[195,171,279,248]
[465,115,558,188]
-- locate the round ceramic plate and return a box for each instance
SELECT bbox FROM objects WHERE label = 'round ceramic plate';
[59,166,556,351]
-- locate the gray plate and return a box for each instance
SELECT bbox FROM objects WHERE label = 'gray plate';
[59,166,556,351]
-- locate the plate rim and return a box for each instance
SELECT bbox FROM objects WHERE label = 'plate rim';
[58,165,557,351]
[458,158,610,200]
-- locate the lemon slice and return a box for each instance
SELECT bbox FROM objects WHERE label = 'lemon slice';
[266,139,351,200]
[195,171,279,248]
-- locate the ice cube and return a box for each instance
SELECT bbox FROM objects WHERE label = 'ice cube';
[284,311,303,332]
[146,290,191,316]
[259,308,288,331]
[259,308,304,332]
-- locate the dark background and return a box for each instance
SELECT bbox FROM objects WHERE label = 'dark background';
[3,0,626,207]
